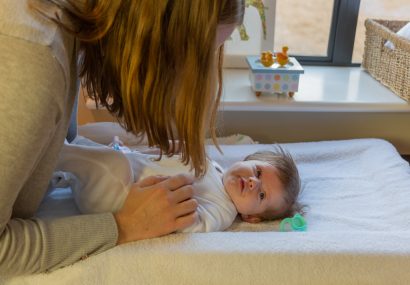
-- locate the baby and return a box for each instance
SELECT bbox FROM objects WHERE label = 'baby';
[54,139,302,232]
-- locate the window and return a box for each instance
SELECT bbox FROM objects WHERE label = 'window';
[224,0,362,67]
[274,0,334,58]
[225,0,408,67]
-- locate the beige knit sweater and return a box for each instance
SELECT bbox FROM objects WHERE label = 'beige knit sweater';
[0,0,118,276]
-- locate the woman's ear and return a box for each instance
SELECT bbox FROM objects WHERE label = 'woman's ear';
[241,214,262,223]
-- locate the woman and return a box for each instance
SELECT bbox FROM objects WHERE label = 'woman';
[0,0,244,276]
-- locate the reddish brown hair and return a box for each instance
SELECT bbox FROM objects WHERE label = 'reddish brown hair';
[31,0,245,176]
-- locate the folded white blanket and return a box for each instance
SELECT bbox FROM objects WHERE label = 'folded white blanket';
[5,138,410,285]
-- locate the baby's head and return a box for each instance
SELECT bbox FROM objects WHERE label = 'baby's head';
[222,146,301,223]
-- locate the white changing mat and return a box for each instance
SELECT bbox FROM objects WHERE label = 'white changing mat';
[6,138,410,285]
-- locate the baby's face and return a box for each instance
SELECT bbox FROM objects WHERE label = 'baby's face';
[222,160,286,218]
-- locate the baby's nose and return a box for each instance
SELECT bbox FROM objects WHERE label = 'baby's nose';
[248,177,260,191]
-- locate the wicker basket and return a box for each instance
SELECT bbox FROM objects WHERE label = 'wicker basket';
[362,19,410,101]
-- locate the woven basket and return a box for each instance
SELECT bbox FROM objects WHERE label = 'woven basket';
[362,19,410,101]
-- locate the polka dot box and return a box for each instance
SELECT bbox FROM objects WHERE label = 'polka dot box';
[246,56,304,97]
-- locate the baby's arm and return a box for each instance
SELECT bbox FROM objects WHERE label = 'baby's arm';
[178,201,236,233]
[178,162,237,233]
[178,205,207,233]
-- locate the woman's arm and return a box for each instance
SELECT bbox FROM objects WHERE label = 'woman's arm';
[0,35,118,276]
[55,143,198,244]
[0,34,198,276]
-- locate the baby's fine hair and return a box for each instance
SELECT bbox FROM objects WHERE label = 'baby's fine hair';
[243,145,302,220]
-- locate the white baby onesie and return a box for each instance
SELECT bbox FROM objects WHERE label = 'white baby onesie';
[55,143,238,232]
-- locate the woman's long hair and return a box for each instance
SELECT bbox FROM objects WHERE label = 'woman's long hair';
[31,0,245,177]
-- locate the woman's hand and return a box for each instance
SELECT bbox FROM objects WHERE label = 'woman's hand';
[114,174,198,244]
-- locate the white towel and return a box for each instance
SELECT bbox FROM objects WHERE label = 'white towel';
[6,138,410,285]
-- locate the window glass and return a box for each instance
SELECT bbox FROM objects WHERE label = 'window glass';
[274,0,333,57]
[353,0,409,63]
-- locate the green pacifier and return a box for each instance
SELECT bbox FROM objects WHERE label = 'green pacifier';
[279,213,307,232]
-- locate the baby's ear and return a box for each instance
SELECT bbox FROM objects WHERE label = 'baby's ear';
[241,214,262,223]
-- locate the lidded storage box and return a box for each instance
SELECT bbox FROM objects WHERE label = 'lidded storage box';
[246,56,304,97]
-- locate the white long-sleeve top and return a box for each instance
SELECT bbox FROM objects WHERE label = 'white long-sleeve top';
[56,143,238,233]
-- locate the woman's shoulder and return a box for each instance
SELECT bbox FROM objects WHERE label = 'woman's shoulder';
[0,0,59,46]
[0,0,78,100]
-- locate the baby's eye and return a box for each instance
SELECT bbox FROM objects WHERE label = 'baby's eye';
[256,168,262,178]
[259,192,265,200]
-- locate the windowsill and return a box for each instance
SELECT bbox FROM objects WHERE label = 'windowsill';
[85,66,409,112]
[80,65,410,154]
[221,66,410,112]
